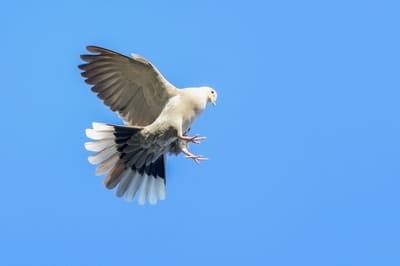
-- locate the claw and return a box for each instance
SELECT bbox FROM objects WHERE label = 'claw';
[181,146,208,164]
[179,135,207,144]
[185,155,209,164]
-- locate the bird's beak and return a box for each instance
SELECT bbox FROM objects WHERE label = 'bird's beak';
[212,100,217,106]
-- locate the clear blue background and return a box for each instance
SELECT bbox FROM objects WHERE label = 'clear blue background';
[1,1,399,265]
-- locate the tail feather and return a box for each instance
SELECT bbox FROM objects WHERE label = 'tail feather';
[85,128,114,140]
[138,174,150,205]
[92,122,114,130]
[125,172,143,201]
[148,176,157,205]
[116,169,134,197]
[96,153,119,176]
[85,138,114,152]
[88,144,117,164]
[104,160,125,189]
[85,122,166,205]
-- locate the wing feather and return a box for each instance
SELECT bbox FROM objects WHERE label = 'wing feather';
[80,46,178,126]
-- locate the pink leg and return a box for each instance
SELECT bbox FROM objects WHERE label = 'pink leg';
[181,146,208,164]
[179,134,207,144]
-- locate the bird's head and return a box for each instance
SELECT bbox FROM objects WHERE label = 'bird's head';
[204,87,217,106]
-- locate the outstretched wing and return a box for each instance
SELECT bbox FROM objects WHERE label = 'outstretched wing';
[79,46,178,126]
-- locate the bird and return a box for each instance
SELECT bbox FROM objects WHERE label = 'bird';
[79,46,217,205]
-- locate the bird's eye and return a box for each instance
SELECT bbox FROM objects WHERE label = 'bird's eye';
[211,91,215,94]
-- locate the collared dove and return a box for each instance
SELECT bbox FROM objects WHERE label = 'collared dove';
[79,46,217,205]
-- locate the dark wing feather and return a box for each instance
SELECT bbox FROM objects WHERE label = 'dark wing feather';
[79,46,178,126]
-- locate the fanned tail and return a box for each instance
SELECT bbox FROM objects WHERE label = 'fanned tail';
[85,122,166,205]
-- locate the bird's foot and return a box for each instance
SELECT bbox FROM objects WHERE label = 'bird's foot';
[179,134,207,144]
[185,154,209,164]
[182,147,208,164]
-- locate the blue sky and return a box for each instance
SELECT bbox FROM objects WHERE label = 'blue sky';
[1,0,399,265]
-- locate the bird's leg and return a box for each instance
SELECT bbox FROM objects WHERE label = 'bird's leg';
[179,134,207,144]
[181,146,208,164]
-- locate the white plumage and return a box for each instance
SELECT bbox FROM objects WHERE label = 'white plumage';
[79,46,217,205]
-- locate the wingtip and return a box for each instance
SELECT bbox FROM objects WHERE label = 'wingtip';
[86,45,102,53]
[77,63,86,70]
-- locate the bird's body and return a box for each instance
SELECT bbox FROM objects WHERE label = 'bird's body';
[80,46,217,205]
[148,87,209,136]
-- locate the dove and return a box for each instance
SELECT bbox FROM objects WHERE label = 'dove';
[79,46,217,205]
